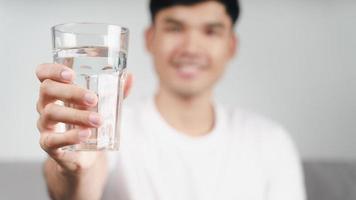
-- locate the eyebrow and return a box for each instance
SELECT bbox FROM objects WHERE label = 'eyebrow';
[162,17,226,29]
[205,22,225,29]
[163,17,183,26]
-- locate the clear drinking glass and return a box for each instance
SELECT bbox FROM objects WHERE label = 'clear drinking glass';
[51,22,129,151]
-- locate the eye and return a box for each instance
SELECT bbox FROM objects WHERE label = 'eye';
[205,27,224,37]
[165,25,182,33]
[206,28,219,36]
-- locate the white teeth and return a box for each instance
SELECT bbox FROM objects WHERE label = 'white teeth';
[179,65,199,74]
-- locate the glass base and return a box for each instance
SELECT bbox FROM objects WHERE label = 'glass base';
[63,140,119,151]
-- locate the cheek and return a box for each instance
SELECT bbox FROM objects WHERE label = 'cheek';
[210,50,227,72]
[208,42,230,69]
[152,35,181,79]
[154,35,180,62]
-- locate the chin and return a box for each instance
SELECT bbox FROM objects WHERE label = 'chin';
[170,85,209,99]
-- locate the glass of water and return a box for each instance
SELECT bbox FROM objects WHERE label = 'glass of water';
[51,22,129,151]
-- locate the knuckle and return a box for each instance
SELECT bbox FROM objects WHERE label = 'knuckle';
[73,163,85,173]
[42,103,56,119]
[49,150,63,160]
[42,78,53,87]
[50,150,61,158]
[39,135,50,151]
[40,79,52,95]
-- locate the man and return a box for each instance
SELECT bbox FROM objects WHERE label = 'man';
[36,0,306,199]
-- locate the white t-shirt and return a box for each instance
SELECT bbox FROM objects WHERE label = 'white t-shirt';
[103,97,306,200]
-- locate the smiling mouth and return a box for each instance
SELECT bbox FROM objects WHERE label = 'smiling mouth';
[174,63,204,79]
[172,57,208,79]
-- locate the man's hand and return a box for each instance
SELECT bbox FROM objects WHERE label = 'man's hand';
[36,63,132,199]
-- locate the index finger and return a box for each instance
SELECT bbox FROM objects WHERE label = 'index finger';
[36,63,75,83]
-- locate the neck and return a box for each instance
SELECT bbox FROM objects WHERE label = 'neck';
[155,87,215,137]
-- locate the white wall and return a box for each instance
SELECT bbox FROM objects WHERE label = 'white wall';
[0,0,355,161]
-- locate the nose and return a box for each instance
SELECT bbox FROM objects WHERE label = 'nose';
[181,30,203,56]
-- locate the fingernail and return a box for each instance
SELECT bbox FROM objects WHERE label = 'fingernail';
[78,129,91,141]
[89,113,101,126]
[61,70,72,81]
[84,93,96,105]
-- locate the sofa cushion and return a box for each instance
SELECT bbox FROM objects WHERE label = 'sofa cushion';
[303,160,356,200]
[0,160,355,200]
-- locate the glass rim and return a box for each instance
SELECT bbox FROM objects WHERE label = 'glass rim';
[51,22,129,35]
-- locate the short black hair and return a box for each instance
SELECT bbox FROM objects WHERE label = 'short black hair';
[149,0,240,25]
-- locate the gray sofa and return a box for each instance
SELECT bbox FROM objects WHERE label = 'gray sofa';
[0,161,355,200]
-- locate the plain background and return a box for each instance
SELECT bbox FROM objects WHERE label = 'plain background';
[0,0,355,162]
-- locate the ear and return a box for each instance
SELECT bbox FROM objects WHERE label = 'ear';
[228,33,238,59]
[145,25,155,53]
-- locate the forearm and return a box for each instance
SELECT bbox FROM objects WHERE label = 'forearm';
[43,156,108,200]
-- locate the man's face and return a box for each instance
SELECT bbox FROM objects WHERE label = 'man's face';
[146,1,237,97]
